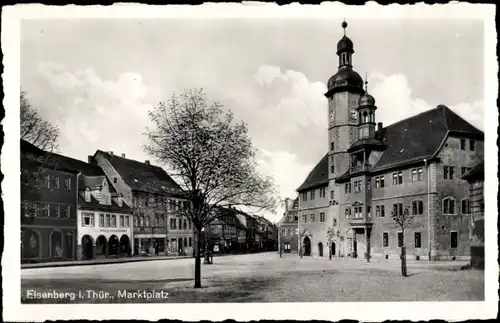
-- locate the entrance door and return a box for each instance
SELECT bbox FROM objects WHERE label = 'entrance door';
[353,239,358,258]
[303,237,311,256]
[331,242,336,256]
[318,242,323,257]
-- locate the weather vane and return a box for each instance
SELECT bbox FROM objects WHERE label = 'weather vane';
[365,73,368,91]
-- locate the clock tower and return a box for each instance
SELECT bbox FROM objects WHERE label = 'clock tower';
[326,21,364,202]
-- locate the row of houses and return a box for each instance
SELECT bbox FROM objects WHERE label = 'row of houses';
[20,140,278,263]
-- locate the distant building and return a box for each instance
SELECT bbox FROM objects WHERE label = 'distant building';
[277,198,299,254]
[463,161,485,268]
[205,207,248,254]
[21,140,79,263]
[296,22,484,261]
[92,151,194,256]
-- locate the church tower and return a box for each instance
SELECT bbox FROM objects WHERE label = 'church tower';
[326,21,365,203]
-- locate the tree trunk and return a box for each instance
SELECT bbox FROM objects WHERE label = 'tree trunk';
[401,246,407,277]
[194,230,202,288]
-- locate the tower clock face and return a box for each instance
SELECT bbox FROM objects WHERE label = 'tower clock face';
[350,108,358,120]
[329,110,335,122]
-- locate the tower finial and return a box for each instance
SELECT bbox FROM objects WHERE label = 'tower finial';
[365,73,368,91]
[342,19,348,36]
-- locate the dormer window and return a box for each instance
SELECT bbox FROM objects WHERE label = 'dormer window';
[84,189,91,202]
[107,195,111,205]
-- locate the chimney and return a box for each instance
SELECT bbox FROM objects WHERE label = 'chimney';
[377,122,383,132]
[121,153,126,158]
[108,151,114,156]
[88,155,93,164]
[145,160,150,165]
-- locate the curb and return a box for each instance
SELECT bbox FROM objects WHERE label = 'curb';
[21,256,193,269]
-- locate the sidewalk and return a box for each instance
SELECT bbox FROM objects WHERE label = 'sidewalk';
[21,254,193,269]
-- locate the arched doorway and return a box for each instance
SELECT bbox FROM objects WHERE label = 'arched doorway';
[108,235,120,256]
[318,242,323,257]
[96,235,107,256]
[303,237,311,256]
[49,230,64,259]
[81,235,94,260]
[119,235,131,256]
[331,241,336,256]
[22,230,41,260]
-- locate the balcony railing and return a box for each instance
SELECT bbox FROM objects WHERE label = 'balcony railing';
[350,164,372,174]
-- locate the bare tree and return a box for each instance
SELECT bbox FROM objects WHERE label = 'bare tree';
[392,205,414,277]
[21,90,60,152]
[144,88,279,288]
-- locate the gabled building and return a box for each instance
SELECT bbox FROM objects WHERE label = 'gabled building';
[21,140,79,263]
[296,22,484,261]
[77,171,134,260]
[92,151,194,256]
[278,197,299,253]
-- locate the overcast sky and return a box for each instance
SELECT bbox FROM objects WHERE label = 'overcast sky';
[20,18,484,223]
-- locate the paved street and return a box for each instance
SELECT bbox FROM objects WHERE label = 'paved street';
[21,252,484,303]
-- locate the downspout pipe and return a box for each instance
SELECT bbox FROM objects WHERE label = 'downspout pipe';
[424,158,431,261]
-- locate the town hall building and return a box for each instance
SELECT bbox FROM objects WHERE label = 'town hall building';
[296,21,484,261]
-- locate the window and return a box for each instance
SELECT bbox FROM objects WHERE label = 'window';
[398,172,403,184]
[105,214,111,227]
[345,182,351,194]
[111,215,117,227]
[43,175,50,188]
[353,207,362,219]
[310,190,315,200]
[412,200,424,215]
[49,204,60,218]
[469,139,475,151]
[380,176,385,188]
[189,237,192,247]
[145,216,150,227]
[319,187,326,198]
[64,177,71,190]
[302,192,308,202]
[367,206,371,218]
[120,215,124,227]
[345,207,352,219]
[444,166,455,180]
[443,197,456,215]
[450,231,458,249]
[319,212,325,222]
[376,205,380,217]
[330,142,334,151]
[353,180,362,193]
[183,219,187,230]
[125,216,130,227]
[380,205,385,217]
[366,180,371,191]
[330,190,335,200]
[397,232,404,247]
[63,205,71,218]
[114,178,118,184]
[392,203,403,216]
[51,176,60,189]
[82,212,94,227]
[100,214,105,227]
[383,232,389,247]
[330,164,335,174]
[302,214,307,223]
[414,232,422,248]
[460,139,466,150]
[188,220,192,230]
[461,199,470,214]
[310,214,316,222]
[412,168,423,182]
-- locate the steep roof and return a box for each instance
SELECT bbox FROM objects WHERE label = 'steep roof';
[21,139,103,175]
[372,105,482,171]
[463,161,484,181]
[297,153,329,192]
[97,151,183,195]
[78,194,133,213]
[297,105,483,190]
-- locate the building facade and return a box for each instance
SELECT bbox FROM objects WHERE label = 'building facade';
[77,174,134,259]
[278,197,299,253]
[296,22,484,261]
[92,151,194,256]
[21,140,79,263]
[463,161,485,268]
